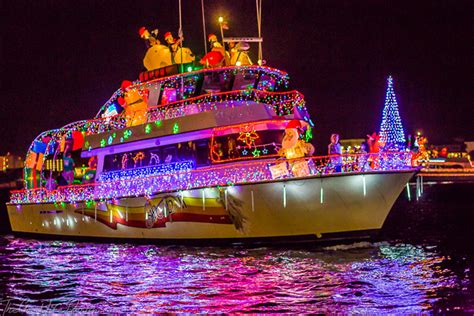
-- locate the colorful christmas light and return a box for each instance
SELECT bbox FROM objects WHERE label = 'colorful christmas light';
[97,160,194,182]
[10,152,413,205]
[379,75,406,148]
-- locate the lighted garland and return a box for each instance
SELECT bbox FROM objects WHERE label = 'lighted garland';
[39,89,305,153]
[147,89,305,123]
[134,65,290,91]
[97,160,195,182]
[11,152,413,204]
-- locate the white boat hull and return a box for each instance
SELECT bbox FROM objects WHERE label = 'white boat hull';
[7,171,414,243]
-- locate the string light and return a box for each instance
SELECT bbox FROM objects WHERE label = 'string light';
[97,160,194,182]
[379,75,406,148]
[10,152,413,204]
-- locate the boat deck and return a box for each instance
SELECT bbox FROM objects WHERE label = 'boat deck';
[10,152,413,205]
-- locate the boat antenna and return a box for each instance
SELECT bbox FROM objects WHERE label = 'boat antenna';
[256,0,263,63]
[178,0,184,73]
[201,0,208,54]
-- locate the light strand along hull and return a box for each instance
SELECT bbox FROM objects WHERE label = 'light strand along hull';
[7,171,414,243]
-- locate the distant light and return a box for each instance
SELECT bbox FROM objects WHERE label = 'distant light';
[235,61,242,66]
[257,59,262,66]
[187,66,193,72]
[218,16,224,23]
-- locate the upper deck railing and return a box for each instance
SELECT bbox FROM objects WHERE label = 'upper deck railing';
[10,152,413,205]
[84,89,305,136]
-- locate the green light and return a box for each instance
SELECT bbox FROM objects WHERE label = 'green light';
[252,148,261,157]
[173,123,179,134]
[154,120,162,127]
[305,126,313,142]
[145,124,152,134]
[123,129,132,140]
[187,66,193,72]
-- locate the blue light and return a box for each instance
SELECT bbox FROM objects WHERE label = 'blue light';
[379,75,406,148]
[97,160,195,182]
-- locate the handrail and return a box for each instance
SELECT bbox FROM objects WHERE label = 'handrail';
[84,89,305,135]
[133,65,290,89]
[10,152,413,204]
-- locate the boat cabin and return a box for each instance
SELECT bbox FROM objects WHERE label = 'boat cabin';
[23,65,311,189]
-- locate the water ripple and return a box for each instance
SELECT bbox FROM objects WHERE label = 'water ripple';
[0,236,471,313]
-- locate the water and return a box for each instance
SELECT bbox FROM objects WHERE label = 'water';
[0,183,473,313]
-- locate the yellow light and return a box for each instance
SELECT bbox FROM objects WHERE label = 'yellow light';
[257,59,262,66]
[235,61,242,66]
[218,16,224,23]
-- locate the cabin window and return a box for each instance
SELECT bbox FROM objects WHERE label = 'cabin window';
[202,72,233,94]
[101,139,211,173]
[160,75,201,105]
[182,74,201,99]
[161,87,177,104]
[210,129,283,163]
[232,71,257,90]
[195,140,210,167]
[257,75,276,92]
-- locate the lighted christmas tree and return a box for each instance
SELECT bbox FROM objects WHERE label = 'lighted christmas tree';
[379,75,406,148]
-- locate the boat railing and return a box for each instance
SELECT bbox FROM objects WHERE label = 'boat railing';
[83,89,305,136]
[146,89,305,122]
[10,152,413,204]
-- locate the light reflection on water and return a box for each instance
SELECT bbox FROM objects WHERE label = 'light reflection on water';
[0,237,469,313]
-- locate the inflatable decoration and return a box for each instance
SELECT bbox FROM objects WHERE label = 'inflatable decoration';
[367,132,381,153]
[229,42,253,66]
[140,27,195,71]
[412,136,430,165]
[72,131,84,151]
[279,120,314,160]
[119,80,149,127]
[200,51,224,67]
[200,34,227,68]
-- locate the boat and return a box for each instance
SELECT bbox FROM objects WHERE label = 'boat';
[419,155,474,182]
[5,15,416,244]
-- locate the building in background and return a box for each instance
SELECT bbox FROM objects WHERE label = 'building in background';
[0,153,24,171]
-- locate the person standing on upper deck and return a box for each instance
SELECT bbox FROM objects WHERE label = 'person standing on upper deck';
[328,134,343,173]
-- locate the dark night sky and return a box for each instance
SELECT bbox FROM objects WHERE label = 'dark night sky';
[1,0,472,156]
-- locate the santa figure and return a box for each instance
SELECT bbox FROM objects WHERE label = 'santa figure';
[279,120,314,159]
[200,34,227,67]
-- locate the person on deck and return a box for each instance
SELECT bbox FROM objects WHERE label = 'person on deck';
[328,134,343,173]
[358,141,370,171]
